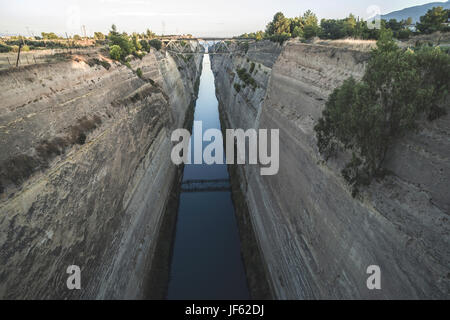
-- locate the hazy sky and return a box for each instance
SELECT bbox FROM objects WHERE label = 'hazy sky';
[0,0,447,37]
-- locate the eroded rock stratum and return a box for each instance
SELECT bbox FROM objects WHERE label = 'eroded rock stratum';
[0,43,203,299]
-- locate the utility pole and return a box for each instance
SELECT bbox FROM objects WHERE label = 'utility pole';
[25,26,35,39]
[82,25,87,45]
[16,43,23,67]
[65,32,71,50]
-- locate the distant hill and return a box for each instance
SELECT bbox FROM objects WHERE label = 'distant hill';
[382,1,450,23]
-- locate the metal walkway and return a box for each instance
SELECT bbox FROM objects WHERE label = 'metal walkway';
[181,179,231,193]
[165,38,250,55]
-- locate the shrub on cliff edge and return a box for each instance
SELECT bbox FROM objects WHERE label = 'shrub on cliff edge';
[314,29,450,196]
[136,68,143,78]
[109,45,122,61]
[149,39,162,51]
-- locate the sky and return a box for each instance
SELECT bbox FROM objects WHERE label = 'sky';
[0,0,448,37]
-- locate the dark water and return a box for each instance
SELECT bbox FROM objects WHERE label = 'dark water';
[166,53,250,300]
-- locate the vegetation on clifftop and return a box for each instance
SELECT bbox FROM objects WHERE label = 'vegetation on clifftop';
[314,29,450,196]
[107,25,159,62]
[239,6,450,44]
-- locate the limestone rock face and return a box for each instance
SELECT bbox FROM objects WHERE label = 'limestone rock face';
[211,40,449,299]
[0,44,203,299]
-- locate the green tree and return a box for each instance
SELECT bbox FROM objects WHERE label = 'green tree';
[314,29,450,195]
[73,34,82,41]
[343,14,357,37]
[384,18,413,39]
[320,19,346,39]
[292,26,303,38]
[149,39,162,50]
[359,19,383,40]
[140,40,150,52]
[132,33,142,51]
[108,25,133,58]
[385,18,403,33]
[396,28,412,40]
[94,32,105,40]
[109,45,122,60]
[42,32,59,40]
[255,31,265,40]
[289,16,303,34]
[266,12,291,36]
[146,29,156,39]
[416,6,448,34]
[0,42,12,53]
[302,10,319,39]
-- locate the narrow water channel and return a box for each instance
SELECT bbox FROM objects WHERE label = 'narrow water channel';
[166,50,250,300]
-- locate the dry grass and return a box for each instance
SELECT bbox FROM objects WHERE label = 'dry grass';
[313,38,377,52]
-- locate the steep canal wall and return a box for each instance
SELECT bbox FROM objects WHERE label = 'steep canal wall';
[0,42,203,299]
[211,40,450,299]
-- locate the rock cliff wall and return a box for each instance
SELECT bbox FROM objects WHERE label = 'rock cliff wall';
[0,43,203,299]
[211,40,449,299]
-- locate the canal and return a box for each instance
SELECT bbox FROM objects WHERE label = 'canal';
[166,50,250,300]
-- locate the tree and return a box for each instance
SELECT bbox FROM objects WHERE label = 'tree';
[0,42,12,53]
[343,14,357,37]
[385,19,403,33]
[314,29,450,195]
[289,16,303,34]
[302,10,319,39]
[266,12,291,36]
[359,19,383,40]
[292,26,303,38]
[73,34,82,41]
[255,31,265,40]
[146,29,156,39]
[140,40,150,52]
[149,39,162,51]
[94,32,105,40]
[396,28,412,40]
[131,33,142,52]
[320,19,346,39]
[41,32,59,40]
[384,18,413,39]
[109,45,122,60]
[303,25,318,39]
[108,25,133,58]
[416,6,448,34]
[320,15,361,40]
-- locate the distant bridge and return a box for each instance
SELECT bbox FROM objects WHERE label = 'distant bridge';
[181,179,231,193]
[160,37,256,41]
[163,37,250,55]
